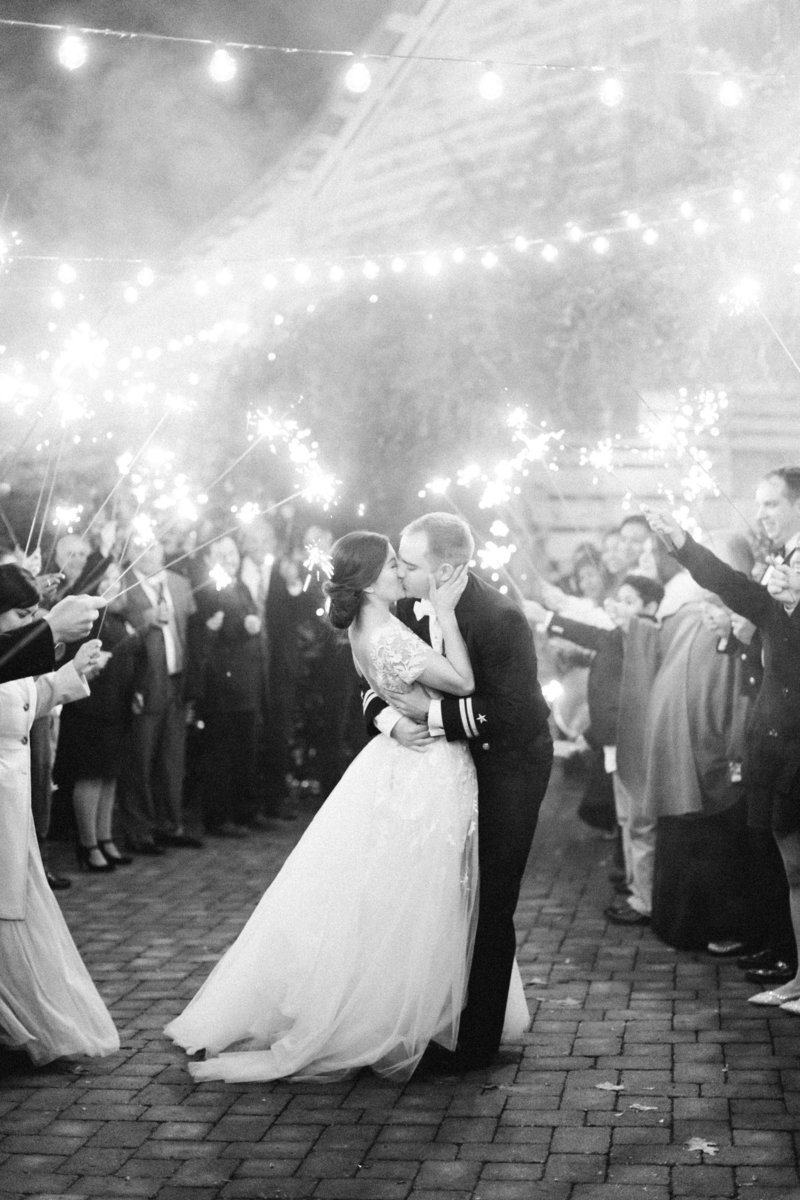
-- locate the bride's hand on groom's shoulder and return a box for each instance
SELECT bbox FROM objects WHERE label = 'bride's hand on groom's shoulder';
[430,563,468,616]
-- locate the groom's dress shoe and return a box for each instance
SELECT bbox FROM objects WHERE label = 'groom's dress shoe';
[416,1044,521,1076]
[744,962,795,987]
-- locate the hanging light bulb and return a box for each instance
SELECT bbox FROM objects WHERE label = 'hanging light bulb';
[137,266,155,288]
[718,79,744,107]
[345,61,371,94]
[58,33,88,71]
[329,265,344,282]
[481,250,499,269]
[541,244,559,263]
[57,263,77,285]
[209,48,237,83]
[592,236,610,255]
[478,68,504,100]
[422,254,442,276]
[598,76,624,107]
[293,263,311,283]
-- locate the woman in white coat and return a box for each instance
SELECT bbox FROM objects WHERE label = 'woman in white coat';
[0,565,119,1065]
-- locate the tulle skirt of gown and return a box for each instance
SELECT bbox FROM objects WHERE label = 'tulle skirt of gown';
[0,815,120,1065]
[166,733,493,1083]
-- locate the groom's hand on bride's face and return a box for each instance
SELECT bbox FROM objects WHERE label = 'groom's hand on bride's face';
[390,716,435,752]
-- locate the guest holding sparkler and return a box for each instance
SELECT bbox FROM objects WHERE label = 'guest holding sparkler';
[117,537,202,855]
[0,564,119,1066]
[645,505,800,1012]
[53,562,145,871]
[193,535,264,837]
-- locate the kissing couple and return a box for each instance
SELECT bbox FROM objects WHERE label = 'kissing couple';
[165,511,553,1081]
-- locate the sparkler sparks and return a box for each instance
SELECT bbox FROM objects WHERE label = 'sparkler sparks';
[209,563,233,591]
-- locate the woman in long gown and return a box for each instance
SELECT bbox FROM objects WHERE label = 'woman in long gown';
[0,565,120,1065]
[165,532,527,1083]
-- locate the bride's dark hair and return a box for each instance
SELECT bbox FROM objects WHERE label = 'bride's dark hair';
[325,531,391,630]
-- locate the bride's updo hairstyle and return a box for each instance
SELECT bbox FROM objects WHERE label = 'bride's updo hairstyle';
[325,531,391,630]
[0,564,39,615]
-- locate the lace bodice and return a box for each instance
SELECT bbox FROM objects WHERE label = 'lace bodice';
[365,619,428,695]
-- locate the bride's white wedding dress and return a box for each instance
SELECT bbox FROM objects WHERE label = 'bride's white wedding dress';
[165,616,528,1083]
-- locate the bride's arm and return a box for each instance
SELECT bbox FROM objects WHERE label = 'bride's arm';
[414,567,474,697]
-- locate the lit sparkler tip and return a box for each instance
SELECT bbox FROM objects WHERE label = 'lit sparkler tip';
[303,544,334,580]
[209,563,233,592]
[721,277,761,313]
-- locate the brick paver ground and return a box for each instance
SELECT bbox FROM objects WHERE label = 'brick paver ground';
[1,763,799,1200]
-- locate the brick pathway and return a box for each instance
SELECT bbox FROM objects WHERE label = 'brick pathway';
[1,764,799,1200]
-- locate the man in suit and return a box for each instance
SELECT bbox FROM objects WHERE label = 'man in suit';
[118,538,202,853]
[755,466,800,561]
[193,534,264,836]
[363,511,553,1071]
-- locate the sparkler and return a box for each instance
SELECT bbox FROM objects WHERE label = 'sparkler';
[302,542,334,591]
[209,563,233,591]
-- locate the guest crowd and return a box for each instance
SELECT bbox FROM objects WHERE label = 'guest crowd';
[8,513,366,886]
[527,464,800,1009]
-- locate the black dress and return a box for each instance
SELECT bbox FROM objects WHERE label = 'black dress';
[53,612,142,785]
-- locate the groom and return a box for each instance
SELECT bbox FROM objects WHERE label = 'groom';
[363,511,553,1071]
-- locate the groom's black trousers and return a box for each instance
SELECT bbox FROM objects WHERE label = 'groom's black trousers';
[456,730,553,1064]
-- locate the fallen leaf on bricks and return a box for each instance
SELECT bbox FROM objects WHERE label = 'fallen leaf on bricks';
[595,1082,625,1091]
[628,1103,658,1111]
[684,1137,719,1155]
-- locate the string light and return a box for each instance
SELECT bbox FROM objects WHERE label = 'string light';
[2,17,788,91]
[478,68,504,100]
[718,79,744,107]
[344,61,371,94]
[57,33,88,71]
[598,76,624,107]
[208,47,237,83]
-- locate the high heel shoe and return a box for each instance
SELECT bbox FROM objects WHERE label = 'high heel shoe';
[97,839,133,866]
[74,843,115,873]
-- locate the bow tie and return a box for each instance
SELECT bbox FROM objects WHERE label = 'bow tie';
[413,599,437,623]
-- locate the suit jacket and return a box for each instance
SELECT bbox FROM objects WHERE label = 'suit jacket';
[193,578,264,713]
[0,621,55,683]
[120,570,198,711]
[364,572,550,765]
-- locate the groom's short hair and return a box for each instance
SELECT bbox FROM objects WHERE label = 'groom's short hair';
[402,512,474,566]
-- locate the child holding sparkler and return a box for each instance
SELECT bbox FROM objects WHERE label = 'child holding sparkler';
[0,564,119,1065]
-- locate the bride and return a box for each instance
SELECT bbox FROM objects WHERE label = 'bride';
[165,531,526,1083]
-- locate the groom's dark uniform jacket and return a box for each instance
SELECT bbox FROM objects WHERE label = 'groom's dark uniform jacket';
[363,571,552,1065]
[363,572,550,758]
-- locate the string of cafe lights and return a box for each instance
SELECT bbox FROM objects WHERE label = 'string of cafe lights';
[0,15,788,108]
[7,168,798,355]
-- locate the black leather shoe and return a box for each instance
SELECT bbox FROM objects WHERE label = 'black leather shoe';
[46,870,72,890]
[737,948,776,971]
[604,902,650,926]
[416,1044,520,1076]
[128,839,166,855]
[744,962,795,987]
[155,832,204,848]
